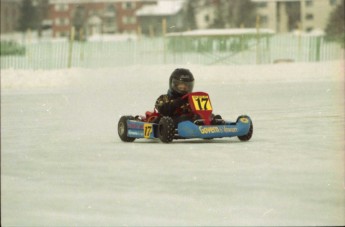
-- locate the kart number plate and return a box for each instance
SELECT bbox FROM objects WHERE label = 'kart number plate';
[191,95,212,111]
[143,123,153,139]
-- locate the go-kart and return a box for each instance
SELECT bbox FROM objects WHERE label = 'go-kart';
[118,92,253,143]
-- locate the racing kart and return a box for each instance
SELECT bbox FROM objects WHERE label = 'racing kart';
[118,92,253,143]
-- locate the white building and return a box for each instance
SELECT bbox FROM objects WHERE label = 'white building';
[136,0,185,35]
[193,0,217,29]
[252,0,342,33]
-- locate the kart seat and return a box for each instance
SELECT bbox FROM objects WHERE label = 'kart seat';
[145,111,160,123]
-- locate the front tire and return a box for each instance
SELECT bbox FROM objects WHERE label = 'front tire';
[237,116,253,141]
[158,117,175,143]
[118,116,136,142]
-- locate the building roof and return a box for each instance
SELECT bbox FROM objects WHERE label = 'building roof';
[49,0,155,4]
[136,0,184,16]
[167,28,275,37]
[0,0,22,3]
[251,0,300,2]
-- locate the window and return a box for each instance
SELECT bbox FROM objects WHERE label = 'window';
[122,16,136,24]
[55,18,60,25]
[105,4,116,17]
[55,18,69,26]
[54,4,68,11]
[123,2,134,9]
[64,18,69,25]
[305,14,314,20]
[306,27,313,32]
[260,15,268,25]
[204,14,210,22]
[305,0,313,7]
[329,0,337,6]
[258,2,267,8]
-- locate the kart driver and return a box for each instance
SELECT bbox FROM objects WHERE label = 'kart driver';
[155,68,224,125]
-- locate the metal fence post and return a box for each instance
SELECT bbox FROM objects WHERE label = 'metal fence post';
[68,26,75,68]
[316,36,321,62]
[256,15,261,64]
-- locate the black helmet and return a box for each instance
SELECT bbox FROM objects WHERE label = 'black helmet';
[169,68,194,96]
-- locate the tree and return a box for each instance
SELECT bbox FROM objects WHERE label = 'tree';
[184,0,197,30]
[72,5,87,41]
[285,1,301,31]
[228,0,257,27]
[210,2,226,28]
[325,0,345,47]
[210,0,257,28]
[18,0,39,32]
[36,0,49,37]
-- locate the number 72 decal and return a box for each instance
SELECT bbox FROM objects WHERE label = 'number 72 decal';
[191,95,212,111]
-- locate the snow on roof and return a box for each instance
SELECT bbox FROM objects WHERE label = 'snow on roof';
[167,28,275,37]
[251,0,300,2]
[1,0,22,3]
[49,0,154,4]
[136,0,184,16]
[293,29,325,37]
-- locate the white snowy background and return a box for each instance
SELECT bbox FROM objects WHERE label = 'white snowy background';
[1,61,344,226]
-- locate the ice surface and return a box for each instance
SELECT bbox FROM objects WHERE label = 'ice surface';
[1,61,344,226]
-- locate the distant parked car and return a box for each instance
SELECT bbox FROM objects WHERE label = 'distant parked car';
[0,41,26,56]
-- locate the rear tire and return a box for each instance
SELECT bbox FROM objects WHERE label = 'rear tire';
[118,116,136,142]
[158,117,175,143]
[237,116,253,141]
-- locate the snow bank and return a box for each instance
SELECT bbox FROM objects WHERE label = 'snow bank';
[1,68,82,89]
[87,34,138,42]
[1,61,343,89]
[193,61,344,84]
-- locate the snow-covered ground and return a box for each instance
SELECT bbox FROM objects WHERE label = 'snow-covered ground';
[1,61,344,226]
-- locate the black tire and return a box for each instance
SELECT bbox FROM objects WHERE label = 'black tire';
[158,116,175,143]
[237,116,253,141]
[118,116,136,142]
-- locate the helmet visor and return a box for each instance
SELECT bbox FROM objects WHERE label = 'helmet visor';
[172,78,194,94]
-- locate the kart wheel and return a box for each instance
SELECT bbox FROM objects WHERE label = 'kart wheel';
[158,117,175,143]
[237,116,253,141]
[118,116,136,142]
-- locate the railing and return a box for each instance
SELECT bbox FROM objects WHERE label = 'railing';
[0,34,342,70]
